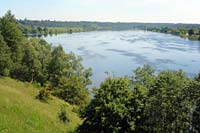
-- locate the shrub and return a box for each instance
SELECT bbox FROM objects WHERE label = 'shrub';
[36,88,51,102]
[58,105,70,123]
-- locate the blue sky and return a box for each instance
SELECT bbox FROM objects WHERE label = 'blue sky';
[0,0,200,23]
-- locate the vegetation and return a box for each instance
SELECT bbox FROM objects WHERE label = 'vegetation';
[18,19,200,30]
[0,33,12,76]
[20,25,85,37]
[0,11,92,107]
[1,11,200,132]
[78,65,200,132]
[59,105,70,123]
[19,19,200,40]
[148,27,200,41]
[36,88,51,102]
[0,77,81,132]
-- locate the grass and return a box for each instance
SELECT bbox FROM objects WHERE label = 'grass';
[0,77,81,133]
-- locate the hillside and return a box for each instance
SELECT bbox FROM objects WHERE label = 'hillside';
[0,77,81,133]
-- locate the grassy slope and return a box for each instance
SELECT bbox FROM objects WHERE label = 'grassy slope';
[0,77,81,133]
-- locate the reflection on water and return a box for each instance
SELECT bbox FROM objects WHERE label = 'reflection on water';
[44,31,200,86]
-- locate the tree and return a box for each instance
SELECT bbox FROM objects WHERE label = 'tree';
[69,29,73,34]
[192,99,200,131]
[48,46,67,87]
[0,10,25,78]
[79,66,200,132]
[192,76,200,131]
[48,46,92,105]
[0,11,91,107]
[79,77,147,132]
[144,70,194,132]
[56,75,90,105]
[188,29,195,36]
[43,27,48,35]
[37,26,43,33]
[21,39,41,82]
[20,38,51,84]
[195,73,200,82]
[133,64,155,88]
[0,10,24,63]
[0,32,12,76]
[131,65,155,132]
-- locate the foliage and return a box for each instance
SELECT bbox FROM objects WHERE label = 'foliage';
[58,105,70,123]
[20,25,84,37]
[0,10,94,103]
[48,46,91,105]
[192,99,200,131]
[78,77,147,132]
[20,38,51,84]
[79,66,200,132]
[133,64,155,88]
[19,19,200,31]
[0,10,24,68]
[0,32,12,76]
[0,11,91,107]
[36,88,51,102]
[192,76,200,131]
[18,19,200,40]
[148,27,200,41]
[144,71,194,132]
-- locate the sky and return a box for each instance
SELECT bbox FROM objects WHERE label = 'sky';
[0,0,200,23]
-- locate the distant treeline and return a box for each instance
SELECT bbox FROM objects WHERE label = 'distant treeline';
[148,27,200,41]
[19,19,98,37]
[19,19,200,29]
[19,19,200,40]
[20,25,86,37]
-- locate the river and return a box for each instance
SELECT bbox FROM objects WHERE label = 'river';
[44,30,200,87]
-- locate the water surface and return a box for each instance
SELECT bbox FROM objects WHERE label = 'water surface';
[44,31,200,86]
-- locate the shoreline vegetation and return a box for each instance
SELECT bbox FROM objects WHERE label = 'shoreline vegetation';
[19,19,200,41]
[1,11,200,132]
[148,27,200,41]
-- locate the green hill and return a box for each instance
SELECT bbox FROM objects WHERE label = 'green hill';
[0,77,81,133]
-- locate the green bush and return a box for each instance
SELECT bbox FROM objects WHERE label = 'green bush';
[58,105,70,123]
[36,88,51,102]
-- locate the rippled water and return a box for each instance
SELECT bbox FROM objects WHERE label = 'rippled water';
[44,31,200,86]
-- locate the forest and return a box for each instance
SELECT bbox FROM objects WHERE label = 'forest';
[0,11,200,132]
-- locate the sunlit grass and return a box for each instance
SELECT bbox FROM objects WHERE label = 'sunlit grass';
[0,77,81,133]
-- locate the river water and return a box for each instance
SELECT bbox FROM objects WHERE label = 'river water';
[44,30,200,86]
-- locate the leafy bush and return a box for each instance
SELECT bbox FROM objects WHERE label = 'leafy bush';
[58,105,70,123]
[36,88,51,102]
